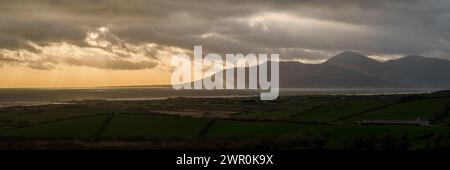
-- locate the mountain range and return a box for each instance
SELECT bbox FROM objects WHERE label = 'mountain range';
[200,51,450,88]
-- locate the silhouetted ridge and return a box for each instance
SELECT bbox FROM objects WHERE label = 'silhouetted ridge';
[194,52,450,88]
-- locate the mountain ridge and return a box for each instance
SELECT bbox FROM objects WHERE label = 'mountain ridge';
[195,51,450,88]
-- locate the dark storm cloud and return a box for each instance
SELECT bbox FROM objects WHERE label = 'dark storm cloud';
[0,19,88,48]
[0,0,449,70]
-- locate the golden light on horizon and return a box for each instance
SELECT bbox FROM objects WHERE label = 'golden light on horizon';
[0,26,190,88]
[0,65,171,88]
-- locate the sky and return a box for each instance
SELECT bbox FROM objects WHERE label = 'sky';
[0,0,449,88]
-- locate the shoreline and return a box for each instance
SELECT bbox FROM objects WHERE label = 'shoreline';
[0,88,444,108]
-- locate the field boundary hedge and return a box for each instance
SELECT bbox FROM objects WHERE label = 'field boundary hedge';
[2,113,110,130]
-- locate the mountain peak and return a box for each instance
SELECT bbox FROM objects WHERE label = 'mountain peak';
[325,51,379,65]
[337,51,366,57]
[324,51,381,76]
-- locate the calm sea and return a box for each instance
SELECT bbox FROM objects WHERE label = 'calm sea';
[0,87,440,107]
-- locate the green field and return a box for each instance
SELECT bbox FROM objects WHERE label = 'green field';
[0,115,108,138]
[204,120,324,137]
[103,114,210,138]
[326,125,450,149]
[294,102,389,122]
[347,98,450,121]
[233,106,313,120]
[203,119,450,149]
[0,104,121,125]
